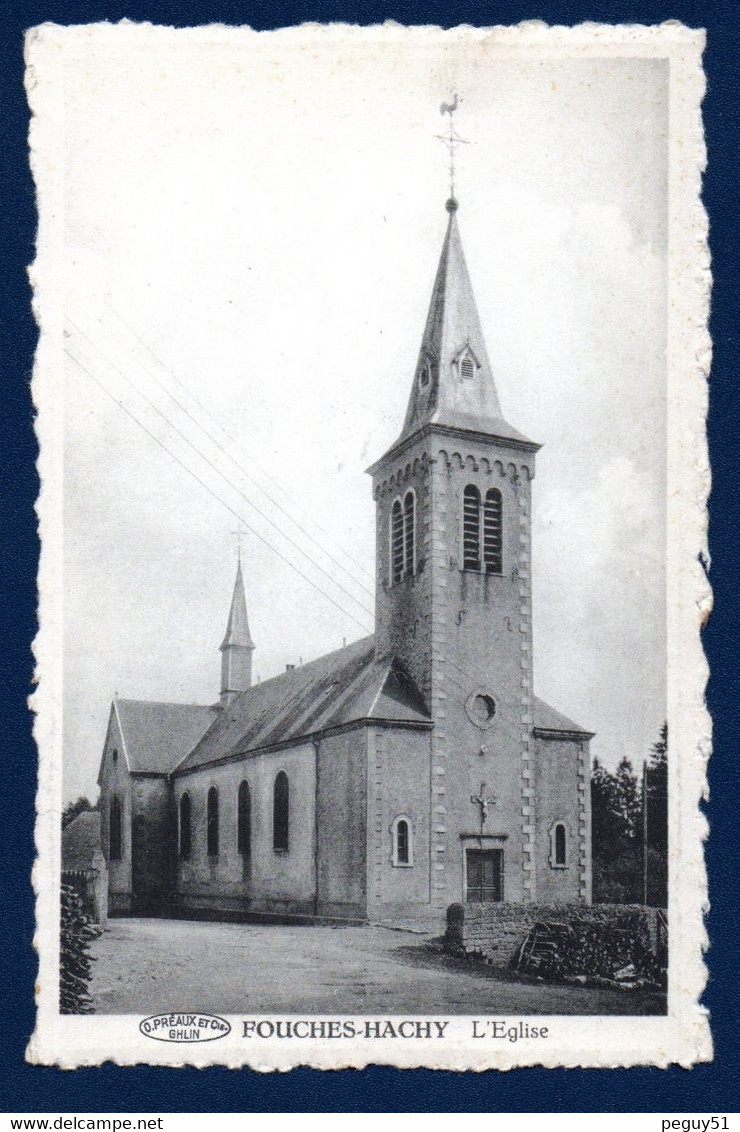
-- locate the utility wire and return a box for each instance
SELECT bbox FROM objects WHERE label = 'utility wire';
[101,310,375,600]
[65,347,375,636]
[104,305,376,586]
[66,318,375,622]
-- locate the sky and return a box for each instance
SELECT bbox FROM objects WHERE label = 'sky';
[57,27,669,803]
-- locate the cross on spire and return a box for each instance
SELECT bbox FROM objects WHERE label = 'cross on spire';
[470,782,497,829]
[437,93,469,203]
[231,521,248,562]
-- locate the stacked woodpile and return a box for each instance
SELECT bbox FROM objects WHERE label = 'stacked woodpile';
[514,917,666,989]
[60,882,101,1014]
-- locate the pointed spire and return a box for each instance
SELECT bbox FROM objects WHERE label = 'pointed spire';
[219,557,255,707]
[398,200,533,448]
[221,556,255,651]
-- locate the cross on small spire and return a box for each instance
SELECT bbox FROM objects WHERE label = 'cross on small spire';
[471,782,497,828]
[231,522,248,562]
[437,93,469,203]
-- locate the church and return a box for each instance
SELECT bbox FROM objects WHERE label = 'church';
[97,191,594,923]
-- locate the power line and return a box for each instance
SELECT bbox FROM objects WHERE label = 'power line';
[65,347,374,636]
[66,318,375,622]
[100,310,376,600]
[104,305,377,586]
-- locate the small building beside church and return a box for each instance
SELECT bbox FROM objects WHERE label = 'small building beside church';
[97,193,594,923]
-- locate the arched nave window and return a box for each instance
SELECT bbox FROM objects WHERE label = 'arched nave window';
[391,814,413,867]
[237,780,252,857]
[273,771,290,853]
[109,794,123,861]
[207,786,219,857]
[549,822,568,868]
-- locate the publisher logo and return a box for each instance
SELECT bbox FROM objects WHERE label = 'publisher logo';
[139,1012,231,1043]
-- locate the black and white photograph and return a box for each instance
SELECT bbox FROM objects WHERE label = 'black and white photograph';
[27,21,709,1069]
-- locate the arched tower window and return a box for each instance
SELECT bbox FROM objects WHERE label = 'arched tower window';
[462,484,481,570]
[273,771,289,853]
[391,814,413,867]
[403,490,416,578]
[179,792,192,860]
[207,786,219,857]
[237,780,252,857]
[550,821,568,868]
[109,794,122,861]
[483,488,503,574]
[390,499,404,584]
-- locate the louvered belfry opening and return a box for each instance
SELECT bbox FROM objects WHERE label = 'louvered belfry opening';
[462,484,481,570]
[391,499,404,583]
[403,491,415,577]
[460,355,475,380]
[483,487,503,574]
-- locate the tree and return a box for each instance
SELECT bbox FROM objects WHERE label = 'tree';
[591,756,642,903]
[643,723,668,907]
[614,756,641,836]
[62,795,98,831]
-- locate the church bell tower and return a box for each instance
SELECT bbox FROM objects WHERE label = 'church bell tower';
[367,191,542,907]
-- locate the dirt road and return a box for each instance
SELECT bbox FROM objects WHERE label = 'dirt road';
[90,918,665,1016]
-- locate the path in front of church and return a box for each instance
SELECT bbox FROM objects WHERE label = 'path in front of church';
[89,919,665,1016]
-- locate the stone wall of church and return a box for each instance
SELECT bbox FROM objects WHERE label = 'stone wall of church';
[373,443,433,706]
[130,775,172,912]
[316,727,367,919]
[172,742,317,917]
[372,433,539,910]
[98,711,133,913]
[365,724,432,919]
[430,439,537,909]
[533,735,591,904]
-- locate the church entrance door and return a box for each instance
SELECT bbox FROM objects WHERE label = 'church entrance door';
[465,848,503,903]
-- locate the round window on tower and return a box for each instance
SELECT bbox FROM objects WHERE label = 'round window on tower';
[465,690,497,730]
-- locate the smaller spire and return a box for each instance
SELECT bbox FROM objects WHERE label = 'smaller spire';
[219,557,255,707]
[221,558,255,651]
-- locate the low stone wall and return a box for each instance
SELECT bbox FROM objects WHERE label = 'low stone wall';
[446,902,666,968]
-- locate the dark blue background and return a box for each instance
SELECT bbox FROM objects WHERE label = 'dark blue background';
[2,0,737,1112]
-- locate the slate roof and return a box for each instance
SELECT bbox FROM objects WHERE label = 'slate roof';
[114,699,218,774]
[176,636,432,774]
[395,201,537,452]
[221,557,255,650]
[62,811,102,870]
[533,696,593,738]
[105,646,590,780]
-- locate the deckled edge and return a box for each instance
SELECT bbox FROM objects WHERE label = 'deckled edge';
[24,18,712,1070]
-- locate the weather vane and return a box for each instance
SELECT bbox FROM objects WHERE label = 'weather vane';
[437,93,469,202]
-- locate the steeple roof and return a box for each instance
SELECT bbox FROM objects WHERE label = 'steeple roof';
[398,199,535,449]
[220,558,255,651]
